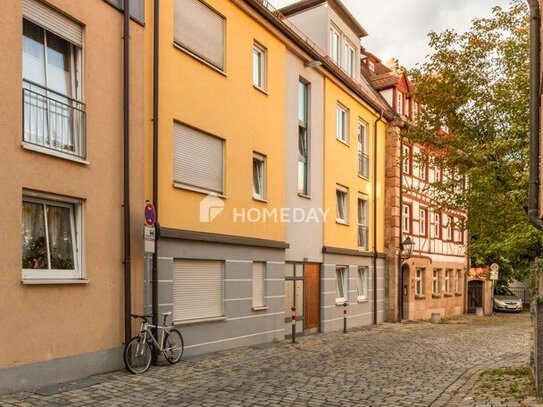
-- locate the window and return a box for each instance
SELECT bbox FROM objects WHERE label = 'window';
[252,262,266,308]
[253,42,266,91]
[433,213,441,238]
[444,269,451,293]
[413,103,419,121]
[174,0,225,71]
[253,153,266,200]
[330,27,340,64]
[357,267,368,300]
[22,193,82,280]
[173,122,224,194]
[419,208,427,237]
[368,61,375,72]
[335,266,348,303]
[418,154,427,180]
[336,105,349,143]
[358,196,368,250]
[22,6,85,159]
[298,80,309,195]
[358,120,369,178]
[402,205,411,234]
[454,270,460,292]
[446,216,453,240]
[343,41,355,77]
[434,165,442,183]
[336,186,348,223]
[173,260,223,322]
[402,145,411,174]
[415,268,424,296]
[432,269,440,295]
[396,92,403,115]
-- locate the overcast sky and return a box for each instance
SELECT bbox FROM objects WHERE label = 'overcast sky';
[270,0,513,68]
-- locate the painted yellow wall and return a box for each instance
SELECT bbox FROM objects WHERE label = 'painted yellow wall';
[145,0,286,243]
[0,1,144,367]
[323,77,386,252]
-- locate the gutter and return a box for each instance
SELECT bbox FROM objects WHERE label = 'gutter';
[527,0,543,231]
[373,111,383,324]
[123,0,132,345]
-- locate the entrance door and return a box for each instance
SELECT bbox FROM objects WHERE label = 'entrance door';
[304,264,320,332]
[468,280,483,313]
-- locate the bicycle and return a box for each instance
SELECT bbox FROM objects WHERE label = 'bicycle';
[124,312,184,374]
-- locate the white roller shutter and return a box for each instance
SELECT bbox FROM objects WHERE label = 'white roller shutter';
[252,262,265,308]
[173,260,223,323]
[23,0,83,47]
[174,0,225,70]
[173,122,224,194]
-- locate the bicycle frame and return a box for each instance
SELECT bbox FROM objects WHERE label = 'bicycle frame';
[137,319,179,354]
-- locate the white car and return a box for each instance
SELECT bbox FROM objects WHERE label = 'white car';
[493,287,523,313]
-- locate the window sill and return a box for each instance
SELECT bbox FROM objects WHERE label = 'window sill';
[173,43,227,77]
[298,193,312,200]
[455,292,463,297]
[174,316,226,326]
[358,174,370,181]
[252,196,268,203]
[336,300,348,306]
[444,293,453,297]
[431,294,441,299]
[336,138,350,147]
[336,220,349,226]
[173,182,226,199]
[22,142,89,165]
[357,297,369,303]
[22,278,89,285]
[415,295,425,300]
[253,85,268,95]
[252,306,268,311]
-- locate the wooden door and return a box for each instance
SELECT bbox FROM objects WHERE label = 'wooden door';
[304,264,320,331]
[468,281,483,313]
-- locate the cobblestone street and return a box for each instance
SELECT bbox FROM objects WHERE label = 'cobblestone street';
[0,313,531,407]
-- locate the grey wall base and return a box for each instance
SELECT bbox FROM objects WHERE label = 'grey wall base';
[0,347,123,395]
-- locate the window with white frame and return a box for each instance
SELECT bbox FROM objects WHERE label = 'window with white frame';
[415,268,424,296]
[173,0,225,71]
[252,262,266,308]
[413,102,419,120]
[358,196,368,250]
[446,216,453,240]
[434,165,442,183]
[252,42,266,91]
[173,260,223,322]
[173,122,224,194]
[22,2,85,159]
[336,104,349,143]
[368,60,375,72]
[22,193,82,280]
[358,120,369,178]
[298,80,309,195]
[419,208,427,237]
[402,204,411,234]
[336,186,348,223]
[343,41,355,77]
[432,269,440,295]
[397,92,403,115]
[454,270,460,292]
[253,153,266,200]
[418,154,427,180]
[357,266,368,300]
[335,266,348,303]
[402,145,411,174]
[330,26,340,64]
[433,213,441,238]
[444,269,451,293]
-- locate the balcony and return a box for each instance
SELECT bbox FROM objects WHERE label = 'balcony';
[23,80,86,159]
[358,152,369,178]
[358,225,368,250]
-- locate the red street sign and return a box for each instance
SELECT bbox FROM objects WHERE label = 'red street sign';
[144,202,156,226]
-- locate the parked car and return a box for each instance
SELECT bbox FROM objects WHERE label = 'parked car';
[493,287,523,312]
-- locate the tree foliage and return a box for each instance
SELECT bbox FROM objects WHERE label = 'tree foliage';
[408,0,542,282]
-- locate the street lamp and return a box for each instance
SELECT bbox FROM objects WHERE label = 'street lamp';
[400,236,414,261]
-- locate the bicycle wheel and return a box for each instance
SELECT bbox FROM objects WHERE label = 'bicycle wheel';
[163,329,184,364]
[124,336,152,374]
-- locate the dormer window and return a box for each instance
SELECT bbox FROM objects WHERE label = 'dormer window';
[368,61,375,72]
[343,41,355,77]
[396,92,403,115]
[330,27,340,64]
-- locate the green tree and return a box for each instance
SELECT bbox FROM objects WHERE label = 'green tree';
[408,0,542,282]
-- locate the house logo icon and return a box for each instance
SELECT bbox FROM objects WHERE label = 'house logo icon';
[199,194,225,223]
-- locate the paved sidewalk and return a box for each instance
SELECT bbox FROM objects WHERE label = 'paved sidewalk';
[0,313,531,406]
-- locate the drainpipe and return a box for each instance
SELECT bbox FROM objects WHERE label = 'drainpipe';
[397,131,404,322]
[123,0,132,345]
[152,0,160,358]
[527,0,543,231]
[373,111,384,325]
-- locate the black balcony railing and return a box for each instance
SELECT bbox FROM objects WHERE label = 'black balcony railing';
[358,225,368,250]
[358,152,369,178]
[23,80,86,159]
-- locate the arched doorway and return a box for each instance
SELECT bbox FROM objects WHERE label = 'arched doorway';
[468,280,484,313]
[402,264,410,320]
